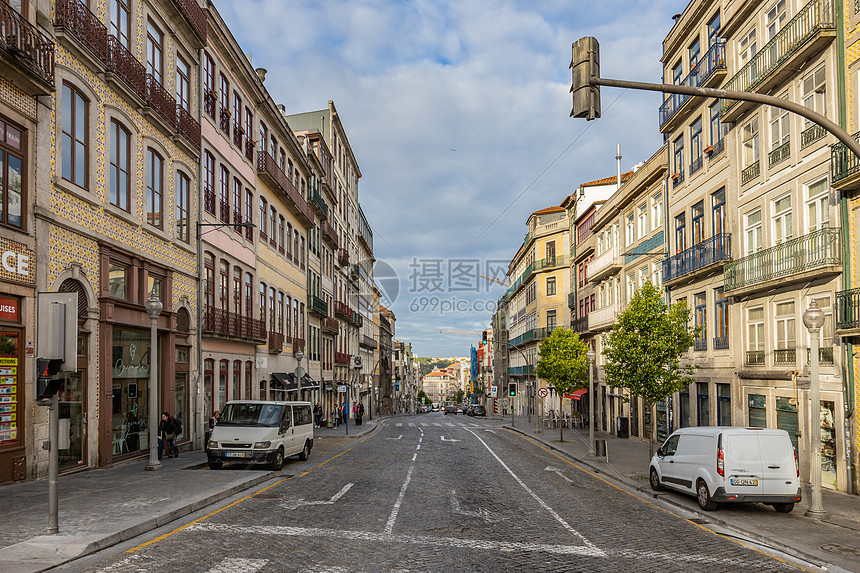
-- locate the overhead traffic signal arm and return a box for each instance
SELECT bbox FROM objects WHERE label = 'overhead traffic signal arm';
[569,37,860,160]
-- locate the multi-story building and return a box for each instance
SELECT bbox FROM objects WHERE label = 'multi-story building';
[38,0,206,476]
[504,204,571,416]
[380,305,394,414]
[1,0,54,482]
[423,368,454,405]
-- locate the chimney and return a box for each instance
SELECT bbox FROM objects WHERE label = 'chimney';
[255,67,267,83]
[277,104,286,115]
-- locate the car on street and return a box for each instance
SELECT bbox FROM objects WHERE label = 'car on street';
[443,403,458,415]
[419,405,431,413]
[469,405,486,417]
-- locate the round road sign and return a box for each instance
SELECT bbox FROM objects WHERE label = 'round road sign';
[538,388,548,398]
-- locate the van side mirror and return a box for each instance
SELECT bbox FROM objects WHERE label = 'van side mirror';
[656,447,664,457]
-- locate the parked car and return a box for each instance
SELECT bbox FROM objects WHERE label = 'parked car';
[649,427,801,512]
[419,405,431,413]
[207,400,313,471]
[469,405,486,417]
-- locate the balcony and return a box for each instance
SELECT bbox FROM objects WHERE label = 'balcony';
[361,334,377,349]
[741,161,760,185]
[721,0,835,123]
[571,316,588,334]
[309,294,328,317]
[769,140,791,168]
[145,73,176,126]
[352,312,364,327]
[203,185,215,215]
[334,300,352,319]
[836,288,860,336]
[322,317,339,334]
[268,331,284,353]
[658,41,726,132]
[707,137,725,159]
[0,0,55,94]
[589,246,622,283]
[167,0,207,45]
[588,303,622,331]
[507,365,535,376]
[723,228,840,295]
[806,346,835,365]
[311,188,329,219]
[105,34,146,104]
[176,104,201,152]
[204,89,216,119]
[746,350,766,366]
[244,137,255,162]
[257,151,314,227]
[508,326,556,348]
[689,156,703,175]
[663,233,731,285]
[694,338,707,351]
[335,352,351,365]
[292,338,305,354]
[233,121,244,147]
[337,248,349,265]
[322,220,338,248]
[203,307,266,342]
[714,336,729,350]
[801,124,826,149]
[830,131,860,189]
[55,0,105,69]
[568,292,576,308]
[672,168,685,188]
[774,347,796,365]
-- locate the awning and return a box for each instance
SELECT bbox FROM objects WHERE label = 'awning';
[271,372,298,392]
[565,388,588,401]
[300,373,318,390]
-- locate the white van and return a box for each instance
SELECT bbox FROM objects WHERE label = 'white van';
[207,400,314,471]
[649,427,801,513]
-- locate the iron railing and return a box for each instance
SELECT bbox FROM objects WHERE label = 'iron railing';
[268,331,284,352]
[0,0,55,85]
[801,123,826,148]
[245,137,255,161]
[830,131,860,185]
[203,307,266,341]
[256,151,314,224]
[658,41,726,129]
[309,294,328,316]
[724,228,840,292]
[689,156,703,175]
[312,189,329,218]
[746,350,765,365]
[106,34,146,99]
[55,0,105,63]
[145,73,175,125]
[337,248,349,264]
[571,316,588,333]
[806,347,834,364]
[714,336,729,350]
[774,348,796,364]
[173,0,207,41]
[710,137,725,157]
[322,317,339,333]
[334,301,352,319]
[694,337,707,351]
[361,335,377,349]
[663,233,732,282]
[721,0,834,116]
[504,255,569,299]
[322,220,338,247]
[219,107,231,134]
[335,352,351,365]
[176,104,201,151]
[233,121,244,147]
[768,140,791,167]
[741,161,760,184]
[203,184,215,214]
[508,326,557,347]
[672,168,685,188]
[204,89,216,119]
[836,288,860,330]
[219,199,230,224]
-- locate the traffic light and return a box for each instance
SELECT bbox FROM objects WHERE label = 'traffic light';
[508,382,517,397]
[570,37,601,120]
[482,332,488,345]
[36,358,64,401]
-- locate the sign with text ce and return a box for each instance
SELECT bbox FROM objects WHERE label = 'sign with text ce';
[0,238,34,287]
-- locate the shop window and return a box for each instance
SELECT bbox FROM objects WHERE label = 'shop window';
[109,264,127,299]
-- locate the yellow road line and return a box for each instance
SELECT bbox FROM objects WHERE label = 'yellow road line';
[125,423,384,553]
[508,429,815,572]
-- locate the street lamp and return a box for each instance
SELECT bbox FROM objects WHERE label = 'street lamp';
[802,300,826,519]
[294,349,305,399]
[586,348,596,457]
[145,289,163,471]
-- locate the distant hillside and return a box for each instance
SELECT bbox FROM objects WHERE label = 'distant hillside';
[417,357,456,376]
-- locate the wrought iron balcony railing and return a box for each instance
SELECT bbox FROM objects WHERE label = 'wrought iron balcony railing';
[203,307,266,342]
[571,316,588,333]
[721,0,834,118]
[724,228,840,292]
[334,300,352,319]
[1,0,55,87]
[694,338,707,351]
[672,168,684,188]
[746,350,765,365]
[689,156,703,175]
[713,336,729,350]
[508,326,557,347]
[806,346,834,364]
[309,294,328,316]
[658,41,726,129]
[830,131,860,186]
[836,288,860,330]
[176,104,201,151]
[774,347,796,364]
[172,0,207,42]
[55,0,106,63]
[233,122,244,147]
[203,185,215,215]
[322,220,338,248]
[662,233,731,283]
[256,151,314,225]
[219,199,230,224]
[769,140,791,167]
[337,248,349,264]
[312,189,329,219]
[106,34,146,100]
[322,317,339,333]
[741,161,760,185]
[268,331,284,353]
[145,73,175,126]
[245,137,255,161]
[708,137,725,158]
[219,108,231,135]
[568,292,576,308]
[335,352,351,365]
[204,89,216,119]
[801,123,826,148]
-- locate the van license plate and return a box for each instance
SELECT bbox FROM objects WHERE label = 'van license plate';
[730,478,757,486]
[225,452,246,458]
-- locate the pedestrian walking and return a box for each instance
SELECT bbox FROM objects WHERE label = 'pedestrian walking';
[313,402,323,428]
[357,401,365,425]
[160,411,179,458]
[205,410,220,453]
[342,403,347,424]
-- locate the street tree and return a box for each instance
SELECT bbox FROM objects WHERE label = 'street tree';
[536,327,588,442]
[602,281,698,455]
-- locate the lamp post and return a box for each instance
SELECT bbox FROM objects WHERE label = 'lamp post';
[145,289,163,471]
[586,348,596,457]
[803,300,826,519]
[294,349,305,400]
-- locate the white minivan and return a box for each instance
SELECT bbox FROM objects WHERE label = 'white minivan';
[207,400,313,471]
[649,427,801,513]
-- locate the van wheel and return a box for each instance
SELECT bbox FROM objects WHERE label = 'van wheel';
[208,462,222,470]
[298,441,310,461]
[696,479,718,511]
[772,503,794,513]
[649,467,664,491]
[270,448,284,471]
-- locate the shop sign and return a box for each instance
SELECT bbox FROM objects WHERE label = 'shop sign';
[0,238,34,287]
[0,296,18,321]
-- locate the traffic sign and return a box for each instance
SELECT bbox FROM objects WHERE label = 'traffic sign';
[538,388,548,398]
[338,385,347,392]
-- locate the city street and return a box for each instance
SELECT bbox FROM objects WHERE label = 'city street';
[46,413,811,573]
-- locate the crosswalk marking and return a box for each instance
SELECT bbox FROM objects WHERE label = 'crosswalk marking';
[395,423,402,427]
[206,558,268,573]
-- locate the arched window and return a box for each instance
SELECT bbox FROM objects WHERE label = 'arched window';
[259,282,267,327]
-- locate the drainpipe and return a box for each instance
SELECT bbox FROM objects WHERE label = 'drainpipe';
[195,42,205,452]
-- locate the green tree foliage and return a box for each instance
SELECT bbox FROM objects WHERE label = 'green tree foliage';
[417,358,455,376]
[536,328,588,442]
[602,282,698,448]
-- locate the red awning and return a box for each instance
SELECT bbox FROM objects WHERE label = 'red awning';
[565,388,587,400]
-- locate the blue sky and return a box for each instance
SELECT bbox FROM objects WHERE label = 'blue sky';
[218,0,684,357]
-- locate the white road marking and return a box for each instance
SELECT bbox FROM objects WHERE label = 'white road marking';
[412,453,417,461]
[484,429,496,434]
[279,483,354,510]
[545,466,574,483]
[416,444,420,450]
[434,423,442,427]
[450,490,500,523]
[440,436,460,442]
[206,558,268,573]
[446,423,455,427]
[462,427,603,555]
[90,554,152,572]
[384,465,414,535]
[388,435,403,440]
[187,523,604,557]
[395,423,402,427]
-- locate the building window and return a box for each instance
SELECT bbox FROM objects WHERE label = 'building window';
[747,306,765,365]
[233,177,242,232]
[652,262,662,289]
[774,300,796,364]
[744,208,762,255]
[269,206,277,246]
[716,383,731,426]
[259,282,266,327]
[110,0,130,48]
[694,292,707,351]
[651,192,662,230]
[219,165,229,223]
[259,197,267,238]
[146,148,163,228]
[203,52,215,118]
[546,309,556,331]
[802,64,826,130]
[742,117,759,168]
[690,117,702,173]
[709,101,724,147]
[219,261,229,311]
[805,178,829,232]
[696,382,710,426]
[707,12,721,48]
[692,201,704,245]
[626,213,635,246]
[689,37,700,69]
[245,189,253,235]
[244,272,253,317]
[638,266,648,287]
[175,171,190,243]
[146,20,164,84]
[626,272,636,302]
[109,263,127,299]
[546,276,556,296]
[770,93,790,156]
[711,188,725,236]
[765,0,786,41]
[714,287,728,349]
[277,292,284,334]
[673,135,684,178]
[204,253,214,308]
[109,119,130,211]
[637,203,647,238]
[176,54,190,111]
[203,151,215,214]
[674,213,686,253]
[0,119,24,229]
[61,83,88,188]
[739,27,757,70]
[773,194,792,245]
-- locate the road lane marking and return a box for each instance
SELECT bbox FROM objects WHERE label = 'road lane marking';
[206,558,268,572]
[450,490,499,523]
[384,464,415,535]
[395,423,402,427]
[440,436,460,442]
[412,453,417,461]
[279,483,354,509]
[463,427,603,555]
[545,466,574,483]
[387,435,403,440]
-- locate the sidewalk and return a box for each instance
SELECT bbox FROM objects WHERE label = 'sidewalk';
[0,417,380,573]
[503,414,860,573]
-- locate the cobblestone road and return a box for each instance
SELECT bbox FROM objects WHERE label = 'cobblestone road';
[51,413,811,572]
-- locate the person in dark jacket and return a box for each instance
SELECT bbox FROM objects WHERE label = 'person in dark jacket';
[160,411,179,458]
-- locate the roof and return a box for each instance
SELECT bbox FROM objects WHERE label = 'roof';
[531,205,566,216]
[580,170,634,187]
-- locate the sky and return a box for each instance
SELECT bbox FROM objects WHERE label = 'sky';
[217,0,683,357]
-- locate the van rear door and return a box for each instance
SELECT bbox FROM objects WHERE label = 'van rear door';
[757,431,798,495]
[723,432,764,495]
